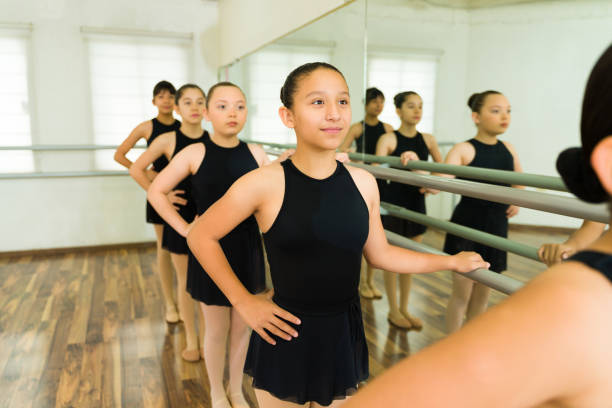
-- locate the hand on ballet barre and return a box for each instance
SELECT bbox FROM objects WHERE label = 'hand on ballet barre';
[419,187,440,195]
[399,150,419,166]
[450,251,490,273]
[537,243,575,266]
[506,205,519,218]
[166,189,187,210]
[234,291,301,346]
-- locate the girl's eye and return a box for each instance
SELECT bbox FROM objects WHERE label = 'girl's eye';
[218,104,225,109]
[339,99,348,105]
[313,100,324,105]
[238,105,245,110]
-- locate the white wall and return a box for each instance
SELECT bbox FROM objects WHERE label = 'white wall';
[466,0,612,227]
[218,0,350,66]
[1,0,218,251]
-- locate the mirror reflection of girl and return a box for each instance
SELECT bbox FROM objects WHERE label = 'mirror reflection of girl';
[187,62,488,408]
[339,87,394,300]
[129,84,208,362]
[148,82,293,408]
[114,81,181,324]
[375,91,443,330]
[344,44,612,408]
[443,91,523,333]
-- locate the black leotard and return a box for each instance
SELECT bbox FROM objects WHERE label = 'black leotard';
[567,251,612,283]
[244,159,370,406]
[161,129,208,254]
[187,139,265,306]
[381,131,430,238]
[443,138,514,272]
[145,118,181,224]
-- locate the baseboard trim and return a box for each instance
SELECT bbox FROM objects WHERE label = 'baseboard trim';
[509,223,574,235]
[0,241,156,257]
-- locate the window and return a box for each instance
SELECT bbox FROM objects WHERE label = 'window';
[85,31,192,169]
[0,31,34,173]
[245,44,333,145]
[367,52,439,133]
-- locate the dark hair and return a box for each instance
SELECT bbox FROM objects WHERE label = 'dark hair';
[557,44,612,203]
[366,87,384,105]
[206,81,245,108]
[153,80,176,97]
[280,62,346,109]
[394,91,420,109]
[175,84,205,104]
[467,90,502,113]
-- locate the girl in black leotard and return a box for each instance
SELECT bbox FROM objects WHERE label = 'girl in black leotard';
[130,84,207,362]
[148,83,292,408]
[443,90,524,334]
[345,43,612,408]
[376,91,444,330]
[114,81,181,324]
[339,87,394,300]
[187,62,488,408]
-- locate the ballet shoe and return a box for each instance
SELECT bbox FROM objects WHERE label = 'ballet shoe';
[359,284,375,299]
[402,311,423,330]
[181,348,200,362]
[368,283,383,299]
[165,306,180,324]
[387,312,412,330]
[227,390,250,408]
[211,396,232,408]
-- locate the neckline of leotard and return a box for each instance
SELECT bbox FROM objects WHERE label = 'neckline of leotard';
[206,136,242,151]
[285,158,341,182]
[395,130,421,139]
[471,137,501,147]
[176,128,206,140]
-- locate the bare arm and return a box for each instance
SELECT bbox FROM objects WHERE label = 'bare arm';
[502,140,523,218]
[187,165,301,345]
[348,166,489,274]
[114,120,152,169]
[345,261,612,407]
[248,143,294,166]
[147,143,202,237]
[538,220,607,265]
[129,132,174,191]
[338,123,362,152]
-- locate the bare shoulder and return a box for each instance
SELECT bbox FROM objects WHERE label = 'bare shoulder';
[349,122,363,134]
[378,131,396,143]
[240,160,283,188]
[422,132,436,142]
[382,122,394,133]
[345,165,378,197]
[246,143,267,165]
[501,139,518,154]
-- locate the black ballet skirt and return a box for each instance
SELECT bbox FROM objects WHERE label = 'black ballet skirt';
[244,159,370,405]
[145,118,181,224]
[160,129,208,254]
[443,138,514,273]
[186,139,265,306]
[381,131,430,238]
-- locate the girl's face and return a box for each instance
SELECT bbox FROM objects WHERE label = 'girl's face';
[473,94,511,136]
[397,94,423,126]
[281,68,351,151]
[152,90,175,114]
[365,96,384,117]
[205,86,247,136]
[175,88,205,125]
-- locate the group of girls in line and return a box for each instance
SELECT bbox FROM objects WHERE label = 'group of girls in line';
[340,85,522,333]
[114,42,612,407]
[116,69,487,408]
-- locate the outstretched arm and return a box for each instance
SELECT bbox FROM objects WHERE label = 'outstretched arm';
[538,220,607,265]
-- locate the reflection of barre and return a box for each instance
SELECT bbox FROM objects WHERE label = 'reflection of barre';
[385,230,524,295]
[381,202,541,262]
[350,162,609,224]
[349,151,566,192]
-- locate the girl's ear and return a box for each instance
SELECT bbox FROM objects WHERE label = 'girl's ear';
[471,111,480,125]
[591,135,612,195]
[278,106,295,129]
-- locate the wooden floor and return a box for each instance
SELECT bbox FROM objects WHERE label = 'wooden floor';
[0,228,562,407]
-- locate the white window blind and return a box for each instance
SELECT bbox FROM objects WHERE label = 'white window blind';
[245,44,333,145]
[367,53,438,133]
[0,34,34,173]
[86,33,191,169]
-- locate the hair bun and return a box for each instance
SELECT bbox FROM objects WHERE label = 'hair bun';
[467,93,479,110]
[556,147,608,203]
